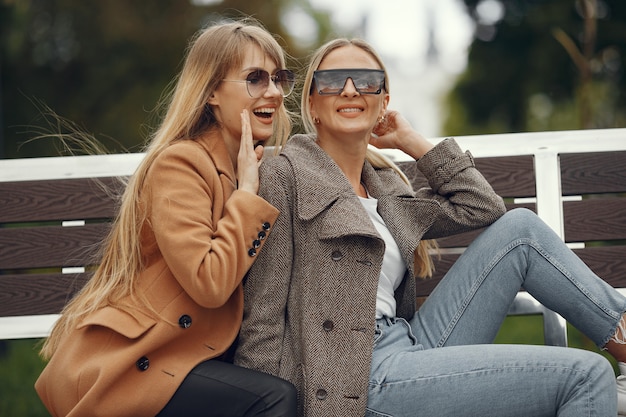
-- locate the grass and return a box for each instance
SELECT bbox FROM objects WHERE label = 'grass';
[0,339,49,417]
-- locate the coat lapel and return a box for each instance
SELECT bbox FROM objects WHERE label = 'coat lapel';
[281,135,380,240]
[281,135,441,277]
[362,160,440,278]
[196,130,237,195]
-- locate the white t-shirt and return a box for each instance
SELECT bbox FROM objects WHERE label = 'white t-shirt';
[359,195,407,319]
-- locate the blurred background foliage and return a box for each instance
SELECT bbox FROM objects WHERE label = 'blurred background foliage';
[447,0,626,134]
[1,0,625,415]
[0,0,335,158]
[2,0,624,159]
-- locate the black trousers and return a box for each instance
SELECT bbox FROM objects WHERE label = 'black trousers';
[156,359,297,417]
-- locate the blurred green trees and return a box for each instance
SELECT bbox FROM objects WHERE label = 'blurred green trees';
[4,1,623,158]
[0,0,332,158]
[445,0,626,135]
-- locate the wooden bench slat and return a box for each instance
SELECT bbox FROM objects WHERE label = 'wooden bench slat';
[0,273,89,316]
[0,177,123,223]
[435,204,536,249]
[0,224,109,269]
[573,246,626,288]
[416,253,458,297]
[563,199,626,242]
[398,155,536,198]
[436,230,484,250]
[474,156,536,198]
[560,151,626,195]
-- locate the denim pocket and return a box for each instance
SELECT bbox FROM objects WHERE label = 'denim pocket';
[365,407,393,417]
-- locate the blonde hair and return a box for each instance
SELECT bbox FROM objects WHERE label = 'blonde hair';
[301,38,437,278]
[41,19,293,359]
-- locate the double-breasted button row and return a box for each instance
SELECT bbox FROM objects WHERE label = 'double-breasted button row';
[322,320,334,332]
[332,250,374,266]
[136,313,192,371]
[178,314,192,329]
[316,388,328,400]
[248,222,271,257]
[136,356,150,371]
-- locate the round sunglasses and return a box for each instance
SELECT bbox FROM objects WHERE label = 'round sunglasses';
[223,69,295,98]
[312,69,386,96]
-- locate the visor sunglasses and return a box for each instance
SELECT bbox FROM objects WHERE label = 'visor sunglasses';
[223,69,296,98]
[312,69,386,96]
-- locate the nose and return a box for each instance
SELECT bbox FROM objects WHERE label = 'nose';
[341,78,359,97]
[264,78,283,98]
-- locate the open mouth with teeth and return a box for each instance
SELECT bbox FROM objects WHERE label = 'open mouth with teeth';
[338,107,364,113]
[253,107,276,119]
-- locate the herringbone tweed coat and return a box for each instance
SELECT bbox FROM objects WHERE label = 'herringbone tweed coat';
[234,134,506,417]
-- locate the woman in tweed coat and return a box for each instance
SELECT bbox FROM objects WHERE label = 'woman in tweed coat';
[35,20,297,417]
[235,37,626,417]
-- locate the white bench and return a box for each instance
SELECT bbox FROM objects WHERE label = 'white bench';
[1,128,625,346]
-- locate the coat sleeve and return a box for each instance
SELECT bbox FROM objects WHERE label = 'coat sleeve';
[234,156,294,376]
[145,143,279,308]
[413,138,507,238]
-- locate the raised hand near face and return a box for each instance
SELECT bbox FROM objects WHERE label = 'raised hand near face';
[370,110,434,160]
[236,109,264,194]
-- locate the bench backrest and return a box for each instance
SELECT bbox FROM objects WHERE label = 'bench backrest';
[0,153,143,339]
[1,129,625,340]
[399,148,626,301]
[393,132,626,302]
[0,176,121,315]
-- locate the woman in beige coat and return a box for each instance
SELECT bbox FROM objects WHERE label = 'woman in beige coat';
[235,38,626,417]
[35,20,297,417]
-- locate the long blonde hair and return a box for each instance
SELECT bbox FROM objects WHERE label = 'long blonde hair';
[41,19,293,359]
[301,38,437,278]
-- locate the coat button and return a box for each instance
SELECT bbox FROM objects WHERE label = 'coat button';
[136,356,150,371]
[257,230,267,240]
[248,248,257,257]
[316,389,327,400]
[331,250,343,261]
[322,320,334,332]
[178,314,192,329]
[252,239,261,249]
[262,222,271,231]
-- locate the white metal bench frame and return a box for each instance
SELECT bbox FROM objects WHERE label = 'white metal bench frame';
[1,128,625,342]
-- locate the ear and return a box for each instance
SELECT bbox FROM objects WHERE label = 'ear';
[308,95,318,121]
[207,92,218,106]
[379,93,390,118]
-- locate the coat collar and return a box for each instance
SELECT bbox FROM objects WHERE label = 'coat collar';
[195,129,237,185]
[280,134,409,241]
[280,134,437,277]
[281,134,355,221]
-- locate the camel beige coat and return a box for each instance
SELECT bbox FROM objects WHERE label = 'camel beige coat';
[234,135,506,417]
[35,132,279,417]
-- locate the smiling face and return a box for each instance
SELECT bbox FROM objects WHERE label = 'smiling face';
[209,43,284,147]
[309,44,389,142]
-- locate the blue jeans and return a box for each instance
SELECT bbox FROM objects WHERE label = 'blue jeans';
[366,209,626,417]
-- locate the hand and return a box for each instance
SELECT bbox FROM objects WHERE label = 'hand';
[370,110,433,160]
[236,110,264,194]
